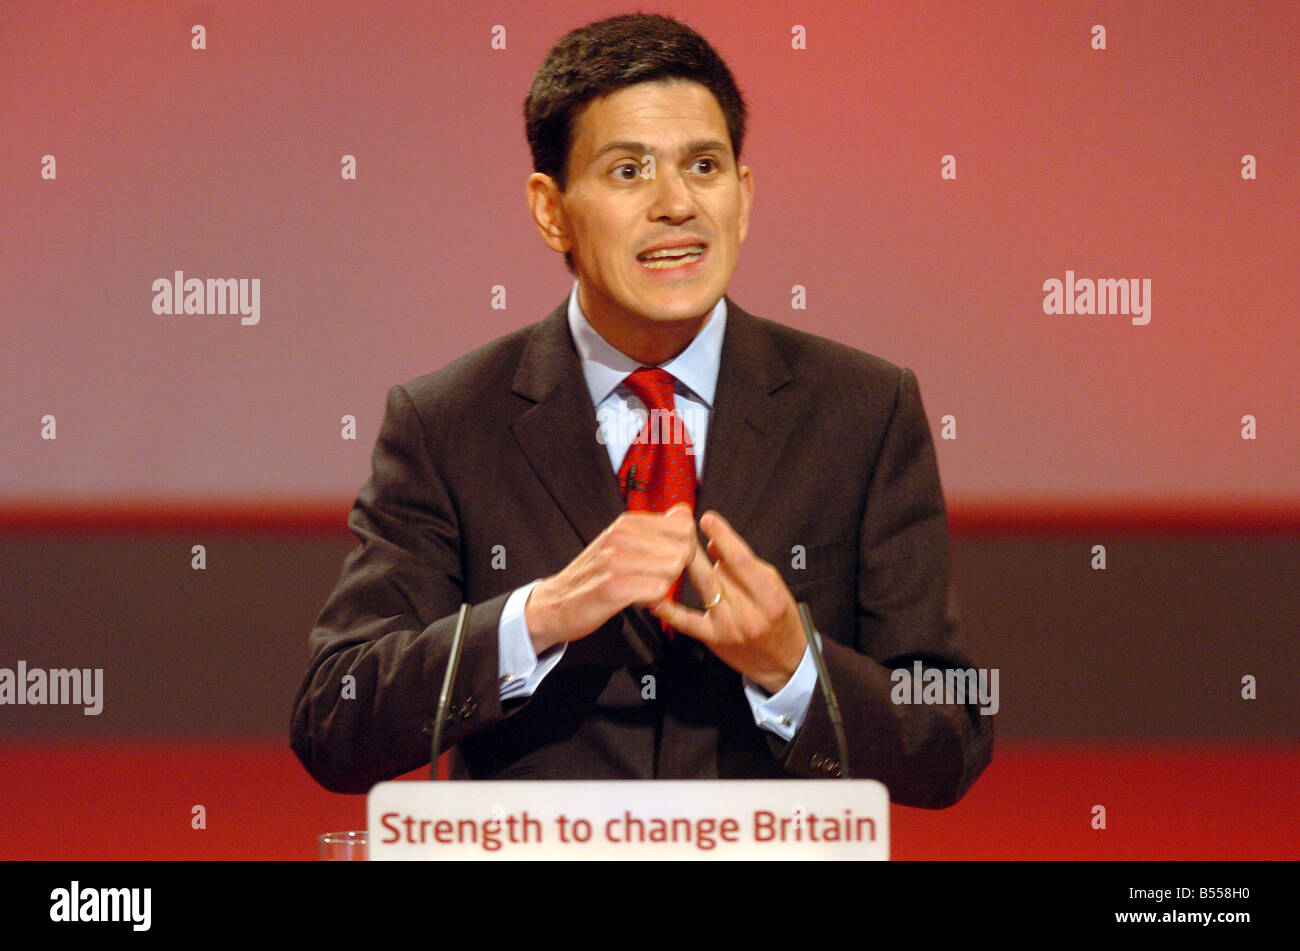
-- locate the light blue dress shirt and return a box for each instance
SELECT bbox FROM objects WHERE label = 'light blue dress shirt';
[494,283,817,742]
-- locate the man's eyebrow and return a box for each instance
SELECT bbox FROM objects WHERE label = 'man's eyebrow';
[588,139,731,165]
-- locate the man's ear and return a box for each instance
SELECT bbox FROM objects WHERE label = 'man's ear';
[525,173,571,255]
[736,163,754,246]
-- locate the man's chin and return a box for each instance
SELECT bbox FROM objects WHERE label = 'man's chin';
[627,289,722,325]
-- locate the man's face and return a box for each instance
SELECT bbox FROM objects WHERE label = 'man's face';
[539,79,753,336]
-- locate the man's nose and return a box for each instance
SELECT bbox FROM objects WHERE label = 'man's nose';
[647,167,695,222]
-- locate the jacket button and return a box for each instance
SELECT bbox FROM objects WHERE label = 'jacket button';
[420,717,435,736]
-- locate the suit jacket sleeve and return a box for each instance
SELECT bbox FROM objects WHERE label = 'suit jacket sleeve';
[775,367,992,807]
[290,383,515,793]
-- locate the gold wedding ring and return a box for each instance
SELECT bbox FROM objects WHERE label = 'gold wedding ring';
[705,590,726,610]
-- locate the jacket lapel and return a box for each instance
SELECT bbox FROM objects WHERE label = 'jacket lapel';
[510,301,627,548]
[694,297,797,546]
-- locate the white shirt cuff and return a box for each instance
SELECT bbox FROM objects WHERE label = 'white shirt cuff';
[743,635,819,742]
[497,580,566,701]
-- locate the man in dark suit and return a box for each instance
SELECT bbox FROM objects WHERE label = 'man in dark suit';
[291,13,992,808]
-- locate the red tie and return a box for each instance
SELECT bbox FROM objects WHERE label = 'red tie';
[617,368,697,631]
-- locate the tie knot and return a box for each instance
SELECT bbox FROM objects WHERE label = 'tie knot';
[622,367,677,412]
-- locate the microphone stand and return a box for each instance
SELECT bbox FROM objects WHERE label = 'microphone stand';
[798,602,851,778]
[429,603,472,781]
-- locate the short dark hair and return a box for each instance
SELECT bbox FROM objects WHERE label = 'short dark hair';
[524,14,749,272]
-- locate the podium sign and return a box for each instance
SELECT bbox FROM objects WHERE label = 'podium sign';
[367,780,889,860]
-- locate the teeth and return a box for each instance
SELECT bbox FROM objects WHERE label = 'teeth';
[641,252,703,269]
[639,247,704,268]
[639,245,705,260]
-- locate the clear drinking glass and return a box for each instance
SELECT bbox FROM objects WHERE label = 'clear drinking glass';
[317,830,368,861]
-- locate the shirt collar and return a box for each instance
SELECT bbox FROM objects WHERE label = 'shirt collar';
[566,280,726,408]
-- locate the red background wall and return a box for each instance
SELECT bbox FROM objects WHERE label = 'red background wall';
[1,1,1295,860]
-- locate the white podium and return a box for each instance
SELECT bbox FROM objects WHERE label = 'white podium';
[367,779,889,860]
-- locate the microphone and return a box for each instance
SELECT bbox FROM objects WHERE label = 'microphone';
[429,603,473,781]
[797,602,851,778]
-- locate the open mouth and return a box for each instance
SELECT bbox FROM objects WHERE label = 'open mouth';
[637,245,706,269]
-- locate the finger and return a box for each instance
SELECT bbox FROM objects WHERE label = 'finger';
[651,597,713,643]
[698,509,764,603]
[664,502,698,563]
[642,528,697,560]
[651,542,720,640]
[680,541,765,640]
[618,561,694,590]
[683,537,717,602]
[617,506,693,538]
[608,511,696,560]
[698,510,758,561]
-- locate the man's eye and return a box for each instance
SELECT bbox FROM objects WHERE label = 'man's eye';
[614,164,639,181]
[694,158,717,173]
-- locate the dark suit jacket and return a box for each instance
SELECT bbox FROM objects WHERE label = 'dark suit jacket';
[290,297,992,807]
